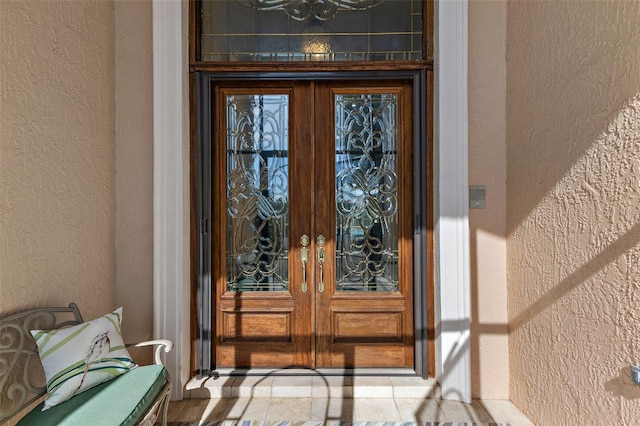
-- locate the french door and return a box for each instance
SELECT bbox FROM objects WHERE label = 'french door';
[211,79,414,369]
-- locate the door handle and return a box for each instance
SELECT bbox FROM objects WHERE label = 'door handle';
[300,234,310,293]
[316,235,326,293]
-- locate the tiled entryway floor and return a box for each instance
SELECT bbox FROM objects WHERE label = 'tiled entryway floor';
[166,376,534,425]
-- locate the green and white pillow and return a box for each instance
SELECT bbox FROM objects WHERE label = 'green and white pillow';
[31,307,137,410]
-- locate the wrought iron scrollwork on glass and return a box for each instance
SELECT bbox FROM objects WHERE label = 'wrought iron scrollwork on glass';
[226,94,290,292]
[236,0,386,21]
[335,93,399,292]
[200,0,422,62]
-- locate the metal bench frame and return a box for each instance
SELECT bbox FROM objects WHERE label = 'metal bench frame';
[0,303,172,425]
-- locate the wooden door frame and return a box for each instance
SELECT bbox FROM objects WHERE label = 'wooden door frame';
[192,70,431,377]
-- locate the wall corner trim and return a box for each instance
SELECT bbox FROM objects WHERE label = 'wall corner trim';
[434,0,471,403]
[152,0,188,401]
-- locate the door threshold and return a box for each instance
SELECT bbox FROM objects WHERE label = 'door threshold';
[202,368,420,377]
[185,369,439,399]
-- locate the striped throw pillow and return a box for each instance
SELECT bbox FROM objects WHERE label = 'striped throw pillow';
[31,307,137,410]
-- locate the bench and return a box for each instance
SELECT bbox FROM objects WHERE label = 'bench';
[0,303,172,426]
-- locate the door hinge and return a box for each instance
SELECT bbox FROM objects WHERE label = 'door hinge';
[201,217,209,234]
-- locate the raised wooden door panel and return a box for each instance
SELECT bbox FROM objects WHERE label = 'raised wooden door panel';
[212,82,313,368]
[314,81,415,368]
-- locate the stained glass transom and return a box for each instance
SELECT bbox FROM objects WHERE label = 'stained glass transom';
[226,94,289,292]
[200,0,423,61]
[335,93,399,292]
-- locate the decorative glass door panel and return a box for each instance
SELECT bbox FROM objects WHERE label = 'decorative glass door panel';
[226,94,290,292]
[335,93,399,292]
[212,81,413,369]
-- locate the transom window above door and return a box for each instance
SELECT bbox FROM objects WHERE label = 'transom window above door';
[198,0,426,61]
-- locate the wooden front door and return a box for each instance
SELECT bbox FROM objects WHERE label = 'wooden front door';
[212,79,414,369]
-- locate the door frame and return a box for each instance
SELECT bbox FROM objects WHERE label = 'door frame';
[194,70,429,377]
[153,0,471,403]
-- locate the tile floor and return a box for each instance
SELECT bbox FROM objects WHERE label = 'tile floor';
[166,375,534,425]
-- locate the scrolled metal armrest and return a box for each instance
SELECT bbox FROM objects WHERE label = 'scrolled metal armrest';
[126,339,173,366]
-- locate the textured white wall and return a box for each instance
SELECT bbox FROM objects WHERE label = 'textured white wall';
[0,0,116,321]
[507,1,640,424]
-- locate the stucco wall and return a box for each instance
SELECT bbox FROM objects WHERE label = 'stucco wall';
[114,0,154,346]
[507,1,640,424]
[468,0,509,399]
[0,0,116,321]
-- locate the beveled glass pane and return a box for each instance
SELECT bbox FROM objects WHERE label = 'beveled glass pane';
[200,0,423,62]
[335,93,399,292]
[226,94,289,292]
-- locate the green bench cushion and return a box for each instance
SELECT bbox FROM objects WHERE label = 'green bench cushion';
[17,365,167,426]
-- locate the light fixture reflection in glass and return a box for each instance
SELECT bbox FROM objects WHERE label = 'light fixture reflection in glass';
[303,38,331,54]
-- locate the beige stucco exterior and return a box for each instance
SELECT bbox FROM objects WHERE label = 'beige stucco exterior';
[507,1,640,424]
[468,0,509,400]
[2,0,639,424]
[0,0,154,346]
[0,0,116,321]
[114,0,154,346]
